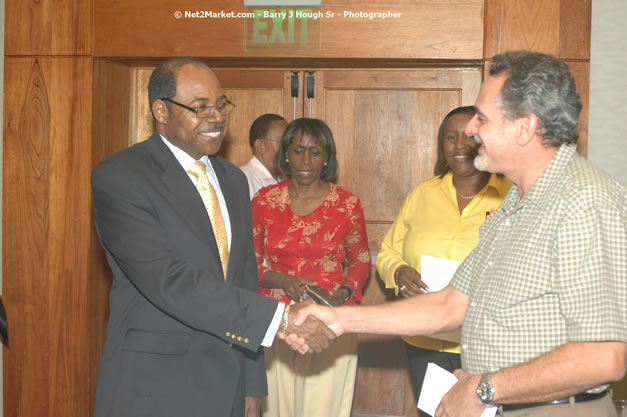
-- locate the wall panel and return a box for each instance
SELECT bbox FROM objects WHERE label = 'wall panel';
[559,0,592,59]
[484,0,591,60]
[4,0,93,55]
[94,0,484,59]
[3,57,93,417]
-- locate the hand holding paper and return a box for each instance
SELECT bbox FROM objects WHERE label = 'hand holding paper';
[420,255,461,292]
[418,363,496,417]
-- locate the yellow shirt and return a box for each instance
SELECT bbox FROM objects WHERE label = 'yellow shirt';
[376,172,512,352]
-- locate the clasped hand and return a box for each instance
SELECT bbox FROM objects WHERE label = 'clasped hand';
[279,302,343,354]
[279,301,337,353]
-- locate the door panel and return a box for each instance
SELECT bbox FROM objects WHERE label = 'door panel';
[311,68,481,416]
[314,69,481,251]
[214,69,299,166]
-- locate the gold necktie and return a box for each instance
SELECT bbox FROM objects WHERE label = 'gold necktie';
[188,160,229,279]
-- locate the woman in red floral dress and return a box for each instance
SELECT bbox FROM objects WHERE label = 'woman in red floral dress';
[252,118,371,417]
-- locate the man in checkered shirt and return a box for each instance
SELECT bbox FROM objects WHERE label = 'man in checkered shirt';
[288,51,627,417]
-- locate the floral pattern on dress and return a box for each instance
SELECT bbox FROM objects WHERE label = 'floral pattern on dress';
[252,180,371,305]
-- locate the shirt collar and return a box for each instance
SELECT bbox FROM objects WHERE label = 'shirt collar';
[441,170,509,198]
[160,134,211,173]
[249,155,274,178]
[504,144,577,212]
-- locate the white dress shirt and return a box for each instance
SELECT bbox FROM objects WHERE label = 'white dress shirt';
[240,155,278,200]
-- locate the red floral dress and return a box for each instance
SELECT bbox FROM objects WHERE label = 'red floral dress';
[252,180,371,305]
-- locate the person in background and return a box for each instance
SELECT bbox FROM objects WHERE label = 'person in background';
[240,113,288,199]
[291,51,627,417]
[252,118,371,417]
[376,106,511,414]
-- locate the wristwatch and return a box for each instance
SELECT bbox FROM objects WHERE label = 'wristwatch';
[339,286,353,303]
[476,374,497,407]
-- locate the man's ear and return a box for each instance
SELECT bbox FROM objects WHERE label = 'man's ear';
[515,113,539,146]
[152,99,170,125]
[252,138,264,156]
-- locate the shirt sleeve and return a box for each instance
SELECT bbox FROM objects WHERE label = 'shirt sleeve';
[343,196,372,301]
[555,188,627,343]
[376,193,412,292]
[261,303,286,347]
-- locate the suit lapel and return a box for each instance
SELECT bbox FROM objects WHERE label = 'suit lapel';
[145,134,222,265]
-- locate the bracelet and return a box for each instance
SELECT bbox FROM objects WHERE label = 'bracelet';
[394,265,403,286]
[282,304,290,334]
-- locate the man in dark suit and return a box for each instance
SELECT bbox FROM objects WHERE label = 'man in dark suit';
[92,58,334,417]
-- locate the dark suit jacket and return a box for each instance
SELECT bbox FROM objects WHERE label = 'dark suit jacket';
[92,132,278,417]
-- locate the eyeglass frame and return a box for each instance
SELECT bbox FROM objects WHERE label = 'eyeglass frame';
[160,97,235,118]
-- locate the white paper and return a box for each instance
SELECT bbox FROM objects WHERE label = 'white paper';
[417,363,497,417]
[420,255,461,292]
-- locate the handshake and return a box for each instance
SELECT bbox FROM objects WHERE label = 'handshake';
[277,301,344,354]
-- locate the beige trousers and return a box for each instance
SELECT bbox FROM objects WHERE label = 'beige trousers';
[499,393,617,417]
[262,333,358,417]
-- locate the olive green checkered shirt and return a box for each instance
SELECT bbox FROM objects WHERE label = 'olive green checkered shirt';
[452,144,627,391]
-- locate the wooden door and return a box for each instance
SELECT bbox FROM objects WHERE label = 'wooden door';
[215,69,300,166]
[310,69,481,251]
[308,68,482,416]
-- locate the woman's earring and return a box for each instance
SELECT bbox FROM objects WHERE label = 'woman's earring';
[323,161,328,167]
[285,158,289,164]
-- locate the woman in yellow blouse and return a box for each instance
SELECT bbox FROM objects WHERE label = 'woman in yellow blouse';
[376,106,511,413]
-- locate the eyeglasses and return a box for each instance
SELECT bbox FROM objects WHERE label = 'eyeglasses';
[160,97,235,118]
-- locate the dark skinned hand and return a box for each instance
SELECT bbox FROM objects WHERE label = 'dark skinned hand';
[396,265,429,297]
[284,301,336,353]
[281,274,317,302]
[245,397,261,417]
[304,285,350,307]
[261,271,318,302]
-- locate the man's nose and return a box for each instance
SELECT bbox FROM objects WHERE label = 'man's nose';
[464,114,478,136]
[208,109,225,123]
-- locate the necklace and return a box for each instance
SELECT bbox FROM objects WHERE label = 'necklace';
[456,191,477,200]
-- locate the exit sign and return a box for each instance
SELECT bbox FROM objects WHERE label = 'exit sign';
[244,8,321,52]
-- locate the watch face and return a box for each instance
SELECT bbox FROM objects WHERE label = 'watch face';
[476,382,495,404]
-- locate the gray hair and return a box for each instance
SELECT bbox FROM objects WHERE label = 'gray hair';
[490,51,582,147]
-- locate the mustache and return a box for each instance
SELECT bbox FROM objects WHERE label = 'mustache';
[198,122,226,131]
